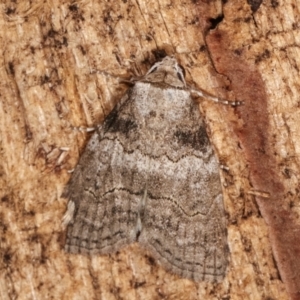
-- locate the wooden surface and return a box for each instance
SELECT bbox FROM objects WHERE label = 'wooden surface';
[1,0,299,299]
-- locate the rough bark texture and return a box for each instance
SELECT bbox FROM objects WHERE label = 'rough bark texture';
[0,0,299,299]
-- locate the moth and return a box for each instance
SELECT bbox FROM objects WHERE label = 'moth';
[62,56,234,282]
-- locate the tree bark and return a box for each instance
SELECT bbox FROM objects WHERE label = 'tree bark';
[0,0,298,299]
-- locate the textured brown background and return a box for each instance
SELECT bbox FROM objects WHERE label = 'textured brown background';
[0,0,299,299]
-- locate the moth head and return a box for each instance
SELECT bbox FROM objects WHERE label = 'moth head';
[144,56,186,88]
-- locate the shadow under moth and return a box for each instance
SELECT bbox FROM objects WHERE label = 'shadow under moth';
[62,56,236,282]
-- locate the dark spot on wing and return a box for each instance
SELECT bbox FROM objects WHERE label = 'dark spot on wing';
[174,125,209,151]
[104,108,138,136]
[110,118,137,136]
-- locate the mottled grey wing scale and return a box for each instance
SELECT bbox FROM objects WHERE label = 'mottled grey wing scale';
[64,92,145,254]
[64,57,228,281]
[133,85,227,281]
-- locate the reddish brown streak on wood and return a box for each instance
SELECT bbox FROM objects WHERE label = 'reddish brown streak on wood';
[206,30,300,300]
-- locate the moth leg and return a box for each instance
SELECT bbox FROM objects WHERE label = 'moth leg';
[247,190,270,198]
[191,88,242,106]
[220,164,230,171]
[70,126,96,132]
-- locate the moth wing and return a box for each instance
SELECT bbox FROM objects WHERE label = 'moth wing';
[63,91,145,254]
[137,87,228,281]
